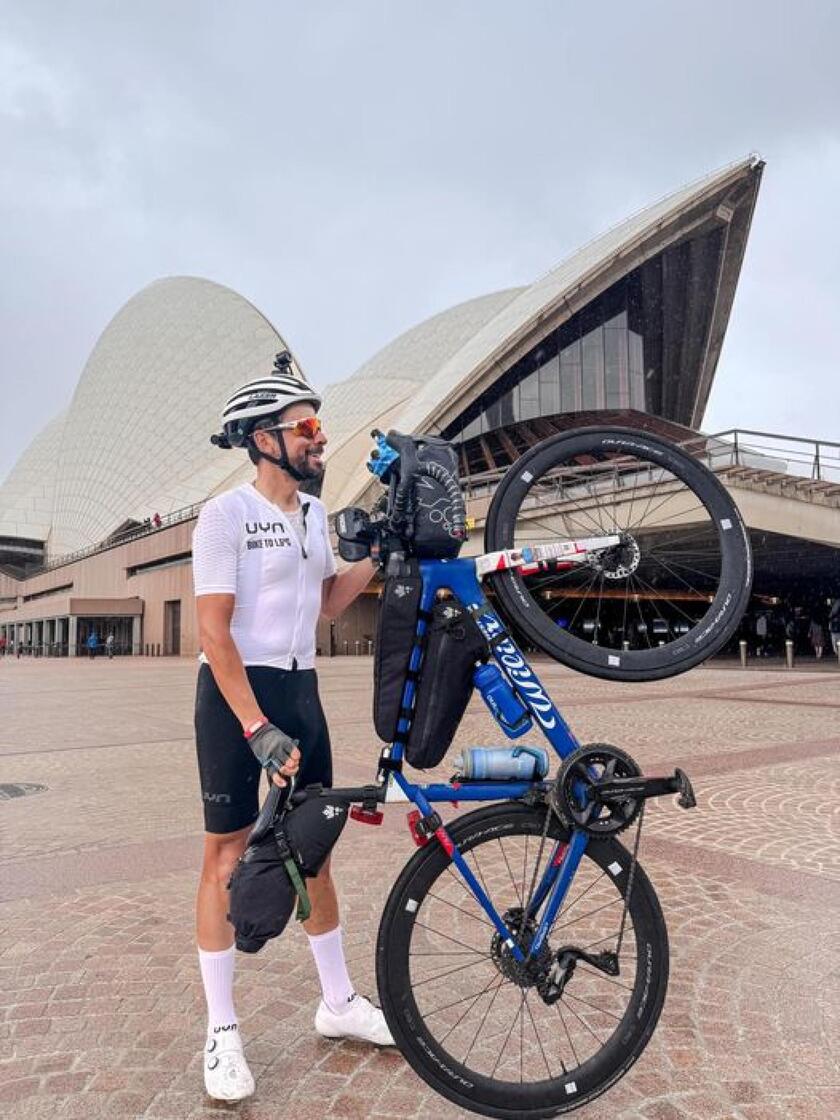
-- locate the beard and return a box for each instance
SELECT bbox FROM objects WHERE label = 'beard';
[290,446,325,480]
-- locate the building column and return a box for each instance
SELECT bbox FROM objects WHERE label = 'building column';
[132,616,142,656]
[68,616,78,657]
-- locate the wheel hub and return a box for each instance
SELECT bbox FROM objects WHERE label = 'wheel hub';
[490,909,553,988]
[596,533,641,580]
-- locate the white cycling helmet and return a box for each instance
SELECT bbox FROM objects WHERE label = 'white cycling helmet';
[212,351,321,449]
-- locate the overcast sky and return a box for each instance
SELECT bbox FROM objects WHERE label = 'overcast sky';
[1,0,838,483]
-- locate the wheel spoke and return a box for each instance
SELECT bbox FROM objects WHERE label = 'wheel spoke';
[395,809,667,1104]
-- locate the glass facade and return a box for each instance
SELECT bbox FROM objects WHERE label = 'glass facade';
[444,259,665,444]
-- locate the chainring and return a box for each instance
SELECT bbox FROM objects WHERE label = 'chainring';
[552,743,643,835]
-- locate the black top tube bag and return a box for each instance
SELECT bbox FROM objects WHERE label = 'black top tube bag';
[404,598,488,770]
[373,560,422,742]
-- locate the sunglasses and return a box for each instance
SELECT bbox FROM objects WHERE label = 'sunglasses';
[260,416,323,440]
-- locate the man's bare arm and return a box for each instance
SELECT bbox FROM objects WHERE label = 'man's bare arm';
[196,594,265,729]
[196,594,299,786]
[321,557,375,620]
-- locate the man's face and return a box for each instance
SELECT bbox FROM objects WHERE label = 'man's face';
[256,402,327,480]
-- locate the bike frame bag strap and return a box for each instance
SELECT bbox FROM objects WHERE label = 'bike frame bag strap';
[373,560,423,742]
[406,598,488,769]
[227,790,348,953]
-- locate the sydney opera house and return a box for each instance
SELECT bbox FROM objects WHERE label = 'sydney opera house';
[2,155,838,658]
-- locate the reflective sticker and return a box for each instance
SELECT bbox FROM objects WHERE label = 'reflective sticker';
[506,938,515,948]
[405,899,419,913]
[521,470,533,482]
[607,861,622,876]
[608,655,620,666]
[564,1081,578,1095]
[721,518,732,530]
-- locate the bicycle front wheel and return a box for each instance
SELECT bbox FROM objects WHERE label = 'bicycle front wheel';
[484,426,752,681]
[376,804,668,1118]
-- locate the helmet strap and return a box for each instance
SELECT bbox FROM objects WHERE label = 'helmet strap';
[251,431,307,483]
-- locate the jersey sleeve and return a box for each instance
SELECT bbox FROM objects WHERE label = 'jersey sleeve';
[192,500,239,596]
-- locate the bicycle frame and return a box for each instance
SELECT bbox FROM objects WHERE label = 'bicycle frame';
[352,555,593,965]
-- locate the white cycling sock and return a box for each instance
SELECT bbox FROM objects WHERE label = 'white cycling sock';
[198,945,239,1033]
[307,926,354,1013]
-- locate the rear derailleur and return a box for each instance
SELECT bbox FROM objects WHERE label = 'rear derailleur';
[538,945,620,1005]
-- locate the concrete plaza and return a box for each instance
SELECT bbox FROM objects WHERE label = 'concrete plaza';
[0,655,838,1120]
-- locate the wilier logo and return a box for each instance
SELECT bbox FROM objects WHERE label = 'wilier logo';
[322,804,345,820]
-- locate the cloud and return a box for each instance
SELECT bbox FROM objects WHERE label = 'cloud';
[1,0,838,480]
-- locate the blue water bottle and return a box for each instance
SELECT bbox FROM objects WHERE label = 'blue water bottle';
[473,663,532,738]
[453,746,550,781]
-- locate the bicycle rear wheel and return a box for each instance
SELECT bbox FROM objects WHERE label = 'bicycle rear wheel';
[484,427,752,681]
[376,803,668,1118]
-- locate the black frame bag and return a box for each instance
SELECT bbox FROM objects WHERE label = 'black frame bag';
[405,598,488,769]
[228,785,348,953]
[373,561,422,742]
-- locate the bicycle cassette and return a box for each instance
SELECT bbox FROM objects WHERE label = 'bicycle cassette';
[552,744,643,835]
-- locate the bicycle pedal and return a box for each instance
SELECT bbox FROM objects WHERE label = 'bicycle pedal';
[407,808,442,847]
[673,768,696,810]
[350,805,384,826]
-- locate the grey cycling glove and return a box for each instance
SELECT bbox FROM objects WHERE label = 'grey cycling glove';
[247,722,298,778]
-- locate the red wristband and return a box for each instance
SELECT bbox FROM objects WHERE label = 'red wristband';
[243,717,268,740]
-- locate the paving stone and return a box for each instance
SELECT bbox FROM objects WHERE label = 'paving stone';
[0,657,838,1119]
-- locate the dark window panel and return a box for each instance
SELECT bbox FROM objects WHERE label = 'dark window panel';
[604,327,625,408]
[538,354,560,416]
[581,325,604,410]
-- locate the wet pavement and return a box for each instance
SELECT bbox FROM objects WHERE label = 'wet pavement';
[0,655,838,1119]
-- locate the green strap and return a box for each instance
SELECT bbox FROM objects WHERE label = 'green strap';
[283,856,311,922]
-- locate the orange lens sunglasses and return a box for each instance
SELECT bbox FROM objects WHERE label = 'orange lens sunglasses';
[263,416,323,440]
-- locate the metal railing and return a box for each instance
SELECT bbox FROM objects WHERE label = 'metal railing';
[681,429,840,485]
[459,427,840,500]
[22,426,840,576]
[33,500,207,575]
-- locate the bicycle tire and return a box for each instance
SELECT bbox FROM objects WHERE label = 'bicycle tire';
[376,803,669,1118]
[484,426,752,681]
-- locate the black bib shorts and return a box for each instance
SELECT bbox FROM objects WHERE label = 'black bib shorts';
[195,663,333,835]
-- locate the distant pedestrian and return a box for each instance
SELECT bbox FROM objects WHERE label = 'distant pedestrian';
[152,512,162,528]
[106,633,115,659]
[755,613,769,657]
[829,600,840,657]
[0,635,6,656]
[808,617,825,659]
[86,632,99,660]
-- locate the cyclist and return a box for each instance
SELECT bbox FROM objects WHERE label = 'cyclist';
[193,352,392,1103]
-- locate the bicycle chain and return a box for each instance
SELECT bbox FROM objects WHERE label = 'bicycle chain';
[543,780,645,967]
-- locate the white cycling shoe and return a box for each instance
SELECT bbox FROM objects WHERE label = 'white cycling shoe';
[203,1025,255,1101]
[315,993,395,1046]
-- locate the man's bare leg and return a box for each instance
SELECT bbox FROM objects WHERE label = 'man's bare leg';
[196,828,249,949]
[305,858,394,1045]
[196,827,254,1101]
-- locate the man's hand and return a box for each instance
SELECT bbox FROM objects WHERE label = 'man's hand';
[247,723,301,788]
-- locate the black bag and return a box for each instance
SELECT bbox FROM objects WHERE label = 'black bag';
[405,598,488,769]
[228,787,348,953]
[410,436,466,560]
[373,562,422,742]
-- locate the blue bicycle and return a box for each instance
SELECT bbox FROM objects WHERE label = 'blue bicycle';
[320,426,752,1117]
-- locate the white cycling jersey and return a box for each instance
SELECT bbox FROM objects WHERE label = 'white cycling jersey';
[192,483,337,669]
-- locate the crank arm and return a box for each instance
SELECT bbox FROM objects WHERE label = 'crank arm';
[594,767,696,810]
